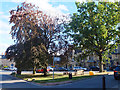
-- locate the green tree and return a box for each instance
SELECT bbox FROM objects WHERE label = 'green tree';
[5,39,51,75]
[6,43,26,74]
[65,1,120,72]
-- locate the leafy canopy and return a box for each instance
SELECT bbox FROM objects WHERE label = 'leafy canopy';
[65,1,119,61]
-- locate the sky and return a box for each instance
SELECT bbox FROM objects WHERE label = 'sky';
[0,0,119,55]
[0,0,78,54]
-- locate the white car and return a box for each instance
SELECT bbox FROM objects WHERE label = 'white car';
[81,67,87,71]
[73,66,87,71]
[9,67,17,71]
[47,66,53,71]
[4,67,10,70]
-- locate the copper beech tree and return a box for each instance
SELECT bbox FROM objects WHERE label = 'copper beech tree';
[8,2,69,75]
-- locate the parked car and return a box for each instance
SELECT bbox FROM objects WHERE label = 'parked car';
[114,65,120,80]
[73,66,87,71]
[47,66,53,71]
[109,66,116,71]
[3,67,17,71]
[55,67,68,71]
[4,67,10,70]
[81,67,87,71]
[90,66,99,71]
[9,67,17,71]
[36,68,50,73]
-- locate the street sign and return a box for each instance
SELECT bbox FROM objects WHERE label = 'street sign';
[11,64,14,67]
[54,57,60,61]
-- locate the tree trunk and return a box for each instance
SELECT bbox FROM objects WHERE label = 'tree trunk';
[66,64,67,69]
[17,69,21,75]
[43,64,47,76]
[33,66,36,74]
[99,55,104,72]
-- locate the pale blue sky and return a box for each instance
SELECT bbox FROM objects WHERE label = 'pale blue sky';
[0,0,78,54]
[0,0,118,54]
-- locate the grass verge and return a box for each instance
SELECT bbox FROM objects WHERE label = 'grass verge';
[11,73,94,84]
[34,75,93,83]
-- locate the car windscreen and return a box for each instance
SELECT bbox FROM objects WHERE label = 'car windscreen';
[115,66,120,71]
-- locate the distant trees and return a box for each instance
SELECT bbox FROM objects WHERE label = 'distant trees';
[65,2,119,72]
[6,2,69,75]
[59,45,73,66]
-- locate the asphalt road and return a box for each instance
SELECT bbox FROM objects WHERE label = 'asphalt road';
[0,70,46,88]
[50,75,119,88]
[0,70,120,89]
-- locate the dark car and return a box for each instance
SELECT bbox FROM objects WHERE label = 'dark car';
[114,65,120,80]
[90,66,99,71]
[109,66,116,71]
[55,67,68,71]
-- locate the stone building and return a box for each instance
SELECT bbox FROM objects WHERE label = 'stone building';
[111,45,120,66]
[0,55,15,67]
[70,44,120,69]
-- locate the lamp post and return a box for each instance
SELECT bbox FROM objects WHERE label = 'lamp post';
[50,23,55,80]
[53,56,54,80]
[52,56,60,80]
[102,75,106,90]
[117,23,120,30]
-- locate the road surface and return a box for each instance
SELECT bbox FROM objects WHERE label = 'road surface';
[0,70,120,89]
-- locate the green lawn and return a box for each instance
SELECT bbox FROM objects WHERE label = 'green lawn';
[34,75,92,83]
[12,73,93,84]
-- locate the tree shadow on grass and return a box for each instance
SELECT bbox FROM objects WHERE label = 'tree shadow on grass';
[34,76,92,83]
[15,74,63,79]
